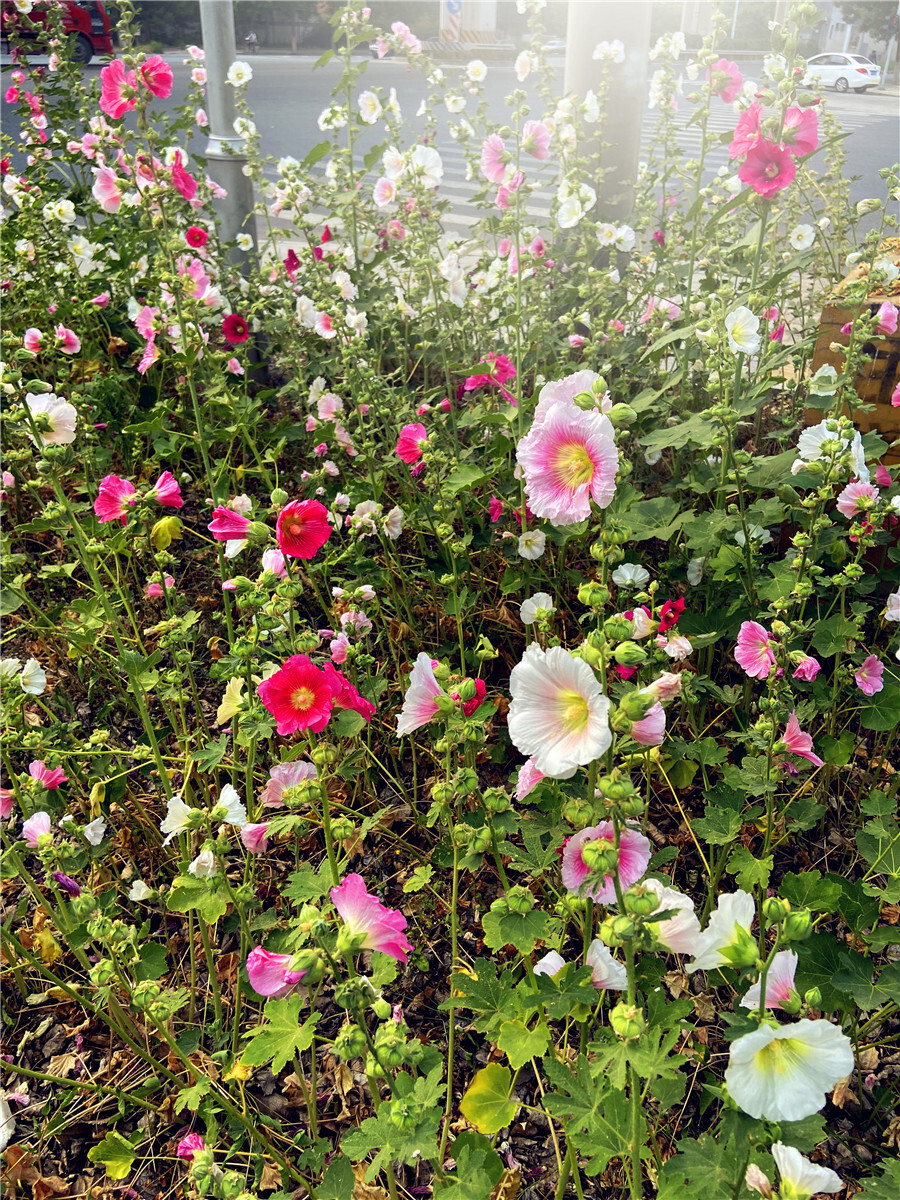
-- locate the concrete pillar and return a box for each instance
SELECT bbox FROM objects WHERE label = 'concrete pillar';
[564,0,652,220]
[198,0,256,263]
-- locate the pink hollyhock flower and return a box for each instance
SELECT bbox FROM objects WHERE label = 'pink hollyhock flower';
[331,872,413,963]
[137,338,159,375]
[99,60,137,119]
[373,177,396,207]
[855,655,884,697]
[23,327,42,353]
[734,621,776,679]
[322,662,376,723]
[261,760,318,808]
[171,154,197,201]
[29,761,68,789]
[246,946,306,997]
[396,653,444,736]
[480,134,507,183]
[240,823,270,854]
[516,402,618,525]
[644,671,683,701]
[893,381,900,408]
[222,313,250,344]
[261,548,287,578]
[738,139,796,198]
[792,655,821,682]
[561,821,652,904]
[91,164,123,212]
[836,480,879,519]
[89,292,110,307]
[145,574,175,597]
[208,505,251,540]
[707,57,743,102]
[151,470,183,508]
[258,654,336,735]
[516,756,545,802]
[0,789,14,820]
[175,1133,205,1162]
[226,357,244,375]
[586,939,628,990]
[781,711,824,768]
[740,950,799,1011]
[522,119,550,160]
[22,811,52,847]
[275,499,331,559]
[875,465,892,488]
[782,106,818,157]
[94,475,137,524]
[875,301,898,336]
[630,700,666,747]
[186,225,208,249]
[396,422,429,464]
[663,635,693,661]
[330,632,351,664]
[568,334,586,348]
[55,326,80,354]
[770,323,785,343]
[489,495,503,523]
[729,100,762,159]
[315,312,336,340]
[139,54,173,98]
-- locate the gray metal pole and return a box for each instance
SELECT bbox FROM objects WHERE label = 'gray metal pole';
[198,0,256,262]
[563,0,653,221]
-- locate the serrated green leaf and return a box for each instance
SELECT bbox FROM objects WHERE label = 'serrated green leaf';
[319,1155,355,1200]
[481,907,548,953]
[441,959,523,1038]
[87,1130,137,1179]
[174,1076,212,1113]
[242,996,319,1074]
[166,876,229,924]
[497,1019,549,1069]
[725,846,773,891]
[445,463,488,495]
[856,1159,900,1198]
[779,870,842,913]
[459,1064,518,1135]
[403,864,434,893]
[691,806,742,846]
[134,942,168,982]
[860,683,900,733]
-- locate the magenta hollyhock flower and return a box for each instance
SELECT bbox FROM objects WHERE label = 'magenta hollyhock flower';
[516,756,545,802]
[630,700,666,747]
[734,621,776,679]
[275,499,331,559]
[489,495,503,523]
[875,301,898,336]
[21,811,51,847]
[729,100,762,159]
[707,57,743,102]
[222,313,250,344]
[875,465,892,488]
[322,662,376,723]
[258,655,335,735]
[855,655,884,697]
[516,402,618,525]
[145,574,175,597]
[782,106,818,157]
[396,423,428,464]
[139,54,174,98]
[522,119,550,160]
[29,761,68,789]
[770,323,785,343]
[0,789,14,820]
[260,760,318,808]
[150,470,184,508]
[835,480,879,519]
[55,326,80,354]
[461,677,487,716]
[561,822,651,904]
[23,328,42,353]
[331,873,413,963]
[94,475,138,525]
[284,248,300,280]
[246,946,306,997]
[175,1133,205,1162]
[781,711,824,768]
[52,871,82,897]
[480,133,507,183]
[738,139,796,198]
[99,60,137,119]
[240,823,270,854]
[208,505,251,540]
[740,950,799,1011]
[171,155,198,202]
[186,225,208,248]
[792,655,821,682]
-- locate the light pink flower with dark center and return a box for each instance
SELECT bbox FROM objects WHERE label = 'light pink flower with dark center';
[521,119,550,160]
[246,946,306,997]
[855,655,884,697]
[561,821,651,904]
[480,134,507,183]
[396,653,443,736]
[740,950,799,1010]
[780,711,823,767]
[260,760,318,808]
[29,761,67,789]
[782,106,818,157]
[516,402,618,525]
[836,480,879,519]
[94,475,138,524]
[21,811,51,847]
[331,872,413,963]
[734,621,776,679]
[91,165,123,213]
[792,655,821,682]
[737,139,796,198]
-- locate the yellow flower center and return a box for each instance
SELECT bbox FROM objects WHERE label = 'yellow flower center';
[555,441,595,488]
[291,686,315,712]
[558,688,589,731]
[753,1035,811,1076]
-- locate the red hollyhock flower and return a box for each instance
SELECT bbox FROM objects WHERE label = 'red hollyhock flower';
[186,225,208,248]
[462,677,487,716]
[320,225,332,244]
[737,139,796,198]
[171,154,198,202]
[258,655,335,735]
[322,662,376,722]
[284,249,300,281]
[139,54,174,99]
[657,597,685,633]
[222,314,250,344]
[275,499,332,558]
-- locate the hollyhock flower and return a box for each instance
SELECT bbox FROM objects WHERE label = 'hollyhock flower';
[707,58,743,102]
[837,480,880,519]
[612,563,650,589]
[725,306,761,355]
[517,403,618,526]
[764,1143,842,1198]
[22,811,51,847]
[725,1019,853,1121]
[624,607,654,639]
[186,225,208,248]
[28,760,67,789]
[25,392,77,446]
[52,871,81,897]
[686,890,756,974]
[657,597,685,632]
[740,950,799,1011]
[139,54,173,98]
[23,328,43,353]
[0,790,14,820]
[397,653,444,737]
[322,662,376,723]
[91,164,123,212]
[261,760,318,808]
[145,575,175,597]
[396,423,428,464]
[261,548,287,579]
[19,658,46,696]
[534,950,566,977]
[770,322,785,342]
[382,506,404,540]
[792,655,821,682]
[480,134,507,183]
[160,794,197,844]
[875,301,898,336]
[258,655,335,735]
[489,495,503,523]
[99,60,137,119]
[175,1133,205,1162]
[240,823,270,854]
[644,672,683,702]
[518,530,547,560]
[663,635,692,661]
[729,100,762,159]
[586,939,628,990]
[630,700,666,747]
[90,291,110,307]
[171,155,197,201]
[522,119,550,160]
[276,499,331,559]
[331,873,412,963]
[735,621,776,679]
[83,817,107,846]
[53,326,80,355]
[738,139,796,198]
[461,677,487,717]
[208,506,251,540]
[780,712,824,767]
[643,879,701,953]
[561,822,651,904]
[789,224,815,251]
[520,592,556,625]
[94,475,137,525]
[246,946,306,998]
[226,357,244,375]
[886,590,900,622]
[222,314,250,344]
[855,654,884,697]
[875,465,892,488]
[516,757,545,802]
[782,106,819,157]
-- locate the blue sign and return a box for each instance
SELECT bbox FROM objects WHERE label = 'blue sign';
[447,0,462,13]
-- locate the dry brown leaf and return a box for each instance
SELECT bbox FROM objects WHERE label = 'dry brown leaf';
[831,1078,858,1109]
[258,1161,282,1192]
[352,1164,389,1199]
[692,993,717,1023]
[1,1146,40,1193]
[491,1168,522,1200]
[32,1175,71,1200]
[663,971,690,1000]
[47,1053,80,1078]
[859,1048,879,1074]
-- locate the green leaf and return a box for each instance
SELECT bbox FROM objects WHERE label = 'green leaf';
[864,926,900,952]
[691,806,742,847]
[0,587,26,615]
[857,1159,900,1198]
[459,1064,518,1135]
[497,1019,549,1069]
[445,463,488,496]
[659,1134,754,1200]
[857,816,900,901]
[242,996,319,1074]
[542,1055,632,1177]
[403,864,434,893]
[441,959,523,1039]
[332,708,367,737]
[619,497,689,542]
[832,874,880,932]
[794,934,860,1012]
[860,683,900,733]
[174,1077,212,1113]
[319,1154,355,1200]
[481,907,548,954]
[832,959,900,1010]
[134,942,168,982]
[191,734,230,772]
[284,865,332,903]
[811,615,858,657]
[725,846,773,891]
[166,876,229,924]
[87,1131,137,1179]
[818,731,855,766]
[779,870,842,913]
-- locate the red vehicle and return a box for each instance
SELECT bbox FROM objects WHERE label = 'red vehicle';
[1,1,114,65]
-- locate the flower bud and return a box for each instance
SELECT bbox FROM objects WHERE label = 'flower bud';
[372,997,391,1019]
[573,389,597,410]
[482,787,511,814]
[779,988,802,1015]
[457,677,478,701]
[270,487,289,506]
[623,884,660,917]
[333,1022,367,1059]
[581,840,618,875]
[578,582,607,608]
[562,796,595,828]
[614,641,648,667]
[246,521,272,545]
[782,907,812,942]
[606,403,637,427]
[507,885,534,914]
[762,896,791,926]
[609,1002,646,1040]
[90,958,116,987]
[618,690,656,721]
[803,985,822,1009]
[603,616,635,642]
[579,640,604,668]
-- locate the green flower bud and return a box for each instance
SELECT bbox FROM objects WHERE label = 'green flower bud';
[562,796,595,828]
[720,923,760,969]
[581,839,618,875]
[578,582,607,609]
[782,908,813,942]
[452,823,473,847]
[779,988,803,1015]
[604,616,635,642]
[573,390,597,410]
[490,896,510,916]
[431,781,455,804]
[618,690,656,721]
[371,998,391,1019]
[245,521,272,545]
[90,958,117,987]
[507,886,534,914]
[606,403,637,428]
[803,986,822,1009]
[455,767,479,796]
[270,487,289,506]
[482,787,511,814]
[469,827,491,854]
[330,816,355,840]
[458,678,478,701]
[611,914,638,941]
[579,640,605,668]
[609,1002,646,1040]
[131,980,163,1011]
[333,1022,368,1059]
[762,896,792,926]
[614,641,648,668]
[623,885,660,917]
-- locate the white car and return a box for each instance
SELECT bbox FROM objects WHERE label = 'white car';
[803,52,881,93]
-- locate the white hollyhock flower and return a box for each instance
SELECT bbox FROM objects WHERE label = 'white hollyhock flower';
[807,364,838,396]
[612,563,650,589]
[725,1019,854,1121]
[83,817,107,846]
[25,392,78,446]
[614,224,636,252]
[597,222,617,247]
[224,539,247,558]
[409,145,443,189]
[19,658,46,695]
[0,1096,15,1153]
[789,224,815,251]
[769,1142,843,1197]
[643,878,701,953]
[445,94,466,113]
[886,589,900,621]
[724,306,761,355]
[514,51,533,82]
[520,592,556,625]
[188,847,218,878]
[534,950,566,977]
[466,59,487,83]
[215,784,247,828]
[586,939,627,990]
[128,879,153,901]
[226,61,253,87]
[160,794,197,845]
[517,529,546,560]
[382,506,404,540]
[685,890,756,973]
[358,90,382,124]
[1,658,22,682]
[687,557,705,586]
[508,643,612,778]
